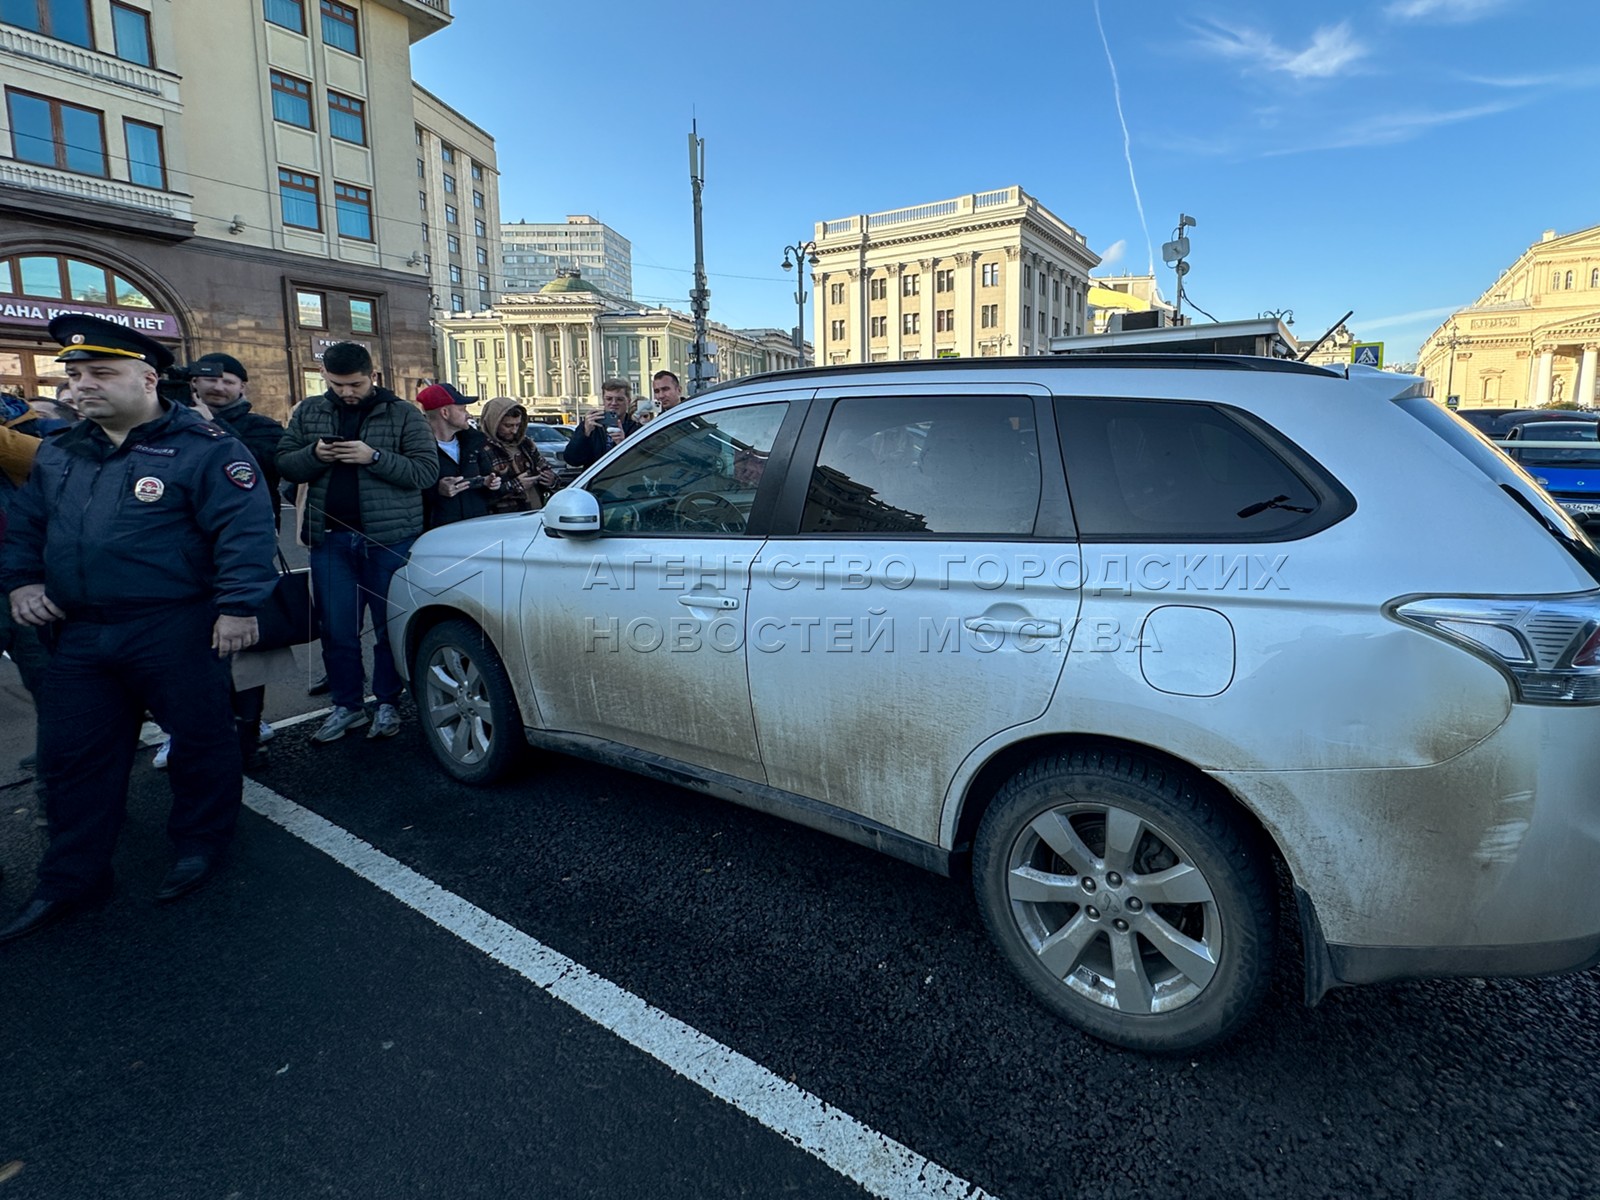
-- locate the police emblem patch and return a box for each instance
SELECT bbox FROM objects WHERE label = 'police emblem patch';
[225,460,257,489]
[133,476,164,502]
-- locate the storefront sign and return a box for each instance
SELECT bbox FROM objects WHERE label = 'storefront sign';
[311,336,373,362]
[0,300,181,339]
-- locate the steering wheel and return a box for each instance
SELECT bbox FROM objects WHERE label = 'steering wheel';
[671,491,745,533]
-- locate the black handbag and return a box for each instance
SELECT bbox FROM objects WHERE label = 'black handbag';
[253,552,319,652]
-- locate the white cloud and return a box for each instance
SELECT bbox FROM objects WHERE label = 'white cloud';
[1385,0,1511,22]
[1358,305,1468,331]
[1261,97,1530,154]
[1098,239,1127,266]
[1193,20,1368,80]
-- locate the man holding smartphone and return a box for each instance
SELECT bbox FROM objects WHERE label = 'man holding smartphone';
[276,343,439,744]
[417,382,500,529]
[563,378,642,469]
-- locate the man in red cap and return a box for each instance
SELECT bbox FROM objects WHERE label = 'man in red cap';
[417,382,501,528]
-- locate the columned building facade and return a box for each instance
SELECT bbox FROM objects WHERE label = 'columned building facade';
[810,186,1100,364]
[439,272,803,416]
[0,0,449,417]
[1417,224,1600,411]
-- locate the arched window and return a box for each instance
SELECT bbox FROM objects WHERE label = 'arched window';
[1591,268,1598,288]
[1553,271,1563,290]
[1566,270,1575,289]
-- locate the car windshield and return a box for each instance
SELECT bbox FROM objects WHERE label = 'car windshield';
[1508,422,1600,466]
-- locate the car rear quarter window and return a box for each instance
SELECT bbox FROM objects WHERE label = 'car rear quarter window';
[800,395,1042,535]
[1056,397,1350,541]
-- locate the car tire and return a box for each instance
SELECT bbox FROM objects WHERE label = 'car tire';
[973,748,1276,1053]
[414,618,525,785]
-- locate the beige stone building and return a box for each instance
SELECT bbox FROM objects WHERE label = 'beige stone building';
[1085,274,1174,334]
[1418,224,1600,411]
[0,0,452,415]
[810,186,1100,363]
[413,83,501,317]
[440,271,804,419]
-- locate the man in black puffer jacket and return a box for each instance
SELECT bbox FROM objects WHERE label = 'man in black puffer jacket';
[276,342,438,744]
[187,353,284,516]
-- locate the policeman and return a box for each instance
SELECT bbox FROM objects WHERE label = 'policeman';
[0,315,278,943]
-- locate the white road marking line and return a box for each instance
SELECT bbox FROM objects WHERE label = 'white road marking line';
[243,781,995,1200]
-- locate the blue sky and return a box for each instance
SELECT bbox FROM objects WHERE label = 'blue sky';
[413,0,1600,362]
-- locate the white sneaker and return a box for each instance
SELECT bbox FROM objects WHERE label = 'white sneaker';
[312,705,369,743]
[258,719,276,743]
[366,703,401,739]
[153,738,172,770]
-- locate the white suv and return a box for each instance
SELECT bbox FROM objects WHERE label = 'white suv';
[389,356,1600,1052]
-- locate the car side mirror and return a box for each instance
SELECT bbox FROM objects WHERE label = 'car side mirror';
[541,487,601,536]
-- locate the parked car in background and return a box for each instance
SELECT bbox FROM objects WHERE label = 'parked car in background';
[1457,406,1596,438]
[1502,418,1600,524]
[389,357,1600,1053]
[526,422,573,469]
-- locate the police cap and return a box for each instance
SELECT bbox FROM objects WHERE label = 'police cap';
[49,313,174,373]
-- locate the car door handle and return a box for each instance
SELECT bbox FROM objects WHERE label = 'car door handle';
[964,617,1061,638]
[678,594,740,611]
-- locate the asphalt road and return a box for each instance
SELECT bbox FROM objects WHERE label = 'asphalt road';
[2,697,1598,1199]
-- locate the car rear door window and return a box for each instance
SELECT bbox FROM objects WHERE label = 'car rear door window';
[1057,397,1339,540]
[800,396,1041,535]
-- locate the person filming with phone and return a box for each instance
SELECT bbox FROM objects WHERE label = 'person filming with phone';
[563,378,641,469]
[417,383,500,529]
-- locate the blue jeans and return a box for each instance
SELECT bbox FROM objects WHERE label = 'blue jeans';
[309,531,416,711]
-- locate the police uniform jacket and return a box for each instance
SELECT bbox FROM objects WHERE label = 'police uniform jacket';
[276,386,439,547]
[0,402,278,619]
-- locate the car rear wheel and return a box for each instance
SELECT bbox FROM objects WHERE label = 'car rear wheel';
[415,619,524,785]
[974,749,1276,1053]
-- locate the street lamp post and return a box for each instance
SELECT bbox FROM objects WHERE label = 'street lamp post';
[781,239,819,368]
[1259,308,1294,327]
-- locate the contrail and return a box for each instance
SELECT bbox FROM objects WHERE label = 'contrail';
[1094,0,1153,275]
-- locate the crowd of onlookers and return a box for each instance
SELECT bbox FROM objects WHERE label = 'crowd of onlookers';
[0,309,686,944]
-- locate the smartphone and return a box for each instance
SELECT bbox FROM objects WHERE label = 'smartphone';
[596,411,616,430]
[319,436,345,445]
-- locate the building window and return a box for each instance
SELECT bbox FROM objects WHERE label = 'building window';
[1052,317,1060,337]
[1023,304,1032,328]
[4,0,93,46]
[830,319,846,341]
[869,276,886,301]
[295,290,325,328]
[478,273,489,292]
[1566,270,1575,289]
[1039,311,1047,334]
[334,182,372,240]
[6,89,106,176]
[473,190,484,210]
[1593,269,1599,288]
[264,0,304,34]
[471,163,483,181]
[1553,272,1562,290]
[902,273,919,297]
[473,218,486,237]
[981,304,998,328]
[448,264,462,284]
[903,312,920,335]
[319,0,357,52]
[935,268,954,293]
[981,262,999,287]
[269,71,313,129]
[446,233,460,254]
[443,173,456,194]
[278,168,320,230]
[421,222,428,242]
[414,125,423,146]
[1023,265,1032,288]
[123,119,165,188]
[110,2,153,65]
[476,246,488,266]
[451,294,464,312]
[935,309,955,333]
[441,144,455,164]
[870,315,887,338]
[474,340,487,360]
[327,92,365,144]
[418,190,426,211]
[830,282,845,305]
[444,204,458,225]
[349,297,374,334]
[416,157,425,178]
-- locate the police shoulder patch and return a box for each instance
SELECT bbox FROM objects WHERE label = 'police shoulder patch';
[225,460,257,489]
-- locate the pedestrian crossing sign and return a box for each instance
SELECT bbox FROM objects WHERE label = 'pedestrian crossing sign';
[1351,342,1384,368]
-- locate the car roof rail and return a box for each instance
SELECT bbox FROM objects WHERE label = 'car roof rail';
[702,353,1340,394]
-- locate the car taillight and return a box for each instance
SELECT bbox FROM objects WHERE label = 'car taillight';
[1392,593,1600,704]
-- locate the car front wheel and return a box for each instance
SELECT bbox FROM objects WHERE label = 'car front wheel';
[973,749,1276,1053]
[414,618,524,785]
